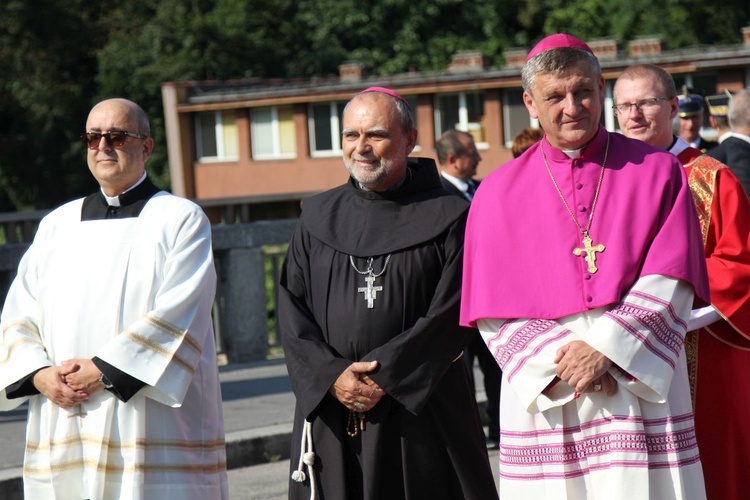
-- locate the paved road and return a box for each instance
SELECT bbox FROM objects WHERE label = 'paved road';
[228,449,500,499]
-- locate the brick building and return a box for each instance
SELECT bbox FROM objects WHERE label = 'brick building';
[161,29,750,222]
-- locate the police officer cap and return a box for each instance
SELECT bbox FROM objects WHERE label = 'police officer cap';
[705,91,732,118]
[678,94,704,118]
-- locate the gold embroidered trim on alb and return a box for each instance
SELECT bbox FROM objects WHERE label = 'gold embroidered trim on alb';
[123,330,196,374]
[145,314,202,355]
[686,156,724,246]
[26,434,226,453]
[25,458,227,476]
[2,319,41,339]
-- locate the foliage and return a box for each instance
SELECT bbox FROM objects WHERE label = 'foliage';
[263,243,288,358]
[540,0,750,49]
[0,0,103,211]
[1,0,749,211]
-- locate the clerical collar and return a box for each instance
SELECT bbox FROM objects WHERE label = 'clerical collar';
[102,172,148,207]
[81,175,161,221]
[558,135,602,158]
[562,148,583,159]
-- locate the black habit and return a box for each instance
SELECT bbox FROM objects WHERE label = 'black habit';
[279,158,498,500]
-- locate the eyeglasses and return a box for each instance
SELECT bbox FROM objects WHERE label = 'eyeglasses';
[80,130,148,149]
[612,97,672,116]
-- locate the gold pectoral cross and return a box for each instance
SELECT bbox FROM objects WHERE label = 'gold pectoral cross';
[573,233,605,274]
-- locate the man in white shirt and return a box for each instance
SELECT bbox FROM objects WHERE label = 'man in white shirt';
[436,129,482,201]
[708,88,750,198]
[435,130,500,449]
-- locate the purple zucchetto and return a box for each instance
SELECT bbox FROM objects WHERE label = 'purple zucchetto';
[359,86,411,111]
[526,33,594,62]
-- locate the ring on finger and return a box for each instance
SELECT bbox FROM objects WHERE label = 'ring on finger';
[593,382,602,392]
[353,402,364,410]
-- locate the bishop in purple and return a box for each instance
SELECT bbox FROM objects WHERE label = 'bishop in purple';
[460,34,710,500]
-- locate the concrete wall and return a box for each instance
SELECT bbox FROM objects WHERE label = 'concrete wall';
[212,219,298,363]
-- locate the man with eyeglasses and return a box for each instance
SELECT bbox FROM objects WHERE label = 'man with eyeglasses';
[614,64,750,500]
[0,98,228,498]
[461,34,709,499]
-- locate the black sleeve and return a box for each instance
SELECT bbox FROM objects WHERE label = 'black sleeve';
[6,369,44,399]
[92,357,147,403]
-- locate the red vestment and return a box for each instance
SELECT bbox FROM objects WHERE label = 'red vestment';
[679,147,750,500]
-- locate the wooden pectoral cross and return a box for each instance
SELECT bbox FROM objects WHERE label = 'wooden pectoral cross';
[573,233,605,274]
[357,275,383,309]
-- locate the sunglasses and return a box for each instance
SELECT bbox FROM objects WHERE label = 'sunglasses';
[80,130,148,149]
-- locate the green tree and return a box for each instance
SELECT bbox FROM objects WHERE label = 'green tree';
[0,1,104,211]
[1,0,748,212]
[540,0,750,49]
[94,0,305,188]
[288,0,522,75]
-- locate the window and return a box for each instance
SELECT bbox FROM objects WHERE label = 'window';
[435,92,486,145]
[308,102,346,157]
[195,111,239,162]
[310,97,419,156]
[502,89,537,147]
[605,81,617,132]
[404,95,420,150]
[251,106,297,160]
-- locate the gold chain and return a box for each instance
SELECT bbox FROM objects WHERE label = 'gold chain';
[540,133,610,236]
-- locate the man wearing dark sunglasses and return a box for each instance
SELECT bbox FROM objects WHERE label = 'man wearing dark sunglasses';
[80,103,152,201]
[0,98,228,498]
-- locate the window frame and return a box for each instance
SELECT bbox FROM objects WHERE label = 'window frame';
[251,105,297,161]
[308,101,346,158]
[194,110,240,163]
[501,88,540,148]
[434,91,488,148]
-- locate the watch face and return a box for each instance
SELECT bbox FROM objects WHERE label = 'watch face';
[99,372,114,389]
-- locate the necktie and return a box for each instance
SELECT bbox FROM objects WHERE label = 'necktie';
[466,181,476,200]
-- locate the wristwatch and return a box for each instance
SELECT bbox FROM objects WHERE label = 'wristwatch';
[99,372,114,390]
